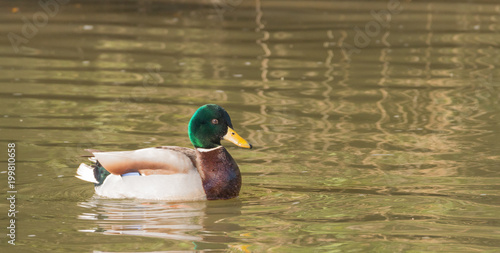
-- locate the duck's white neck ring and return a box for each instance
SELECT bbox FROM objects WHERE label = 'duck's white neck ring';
[196,146,223,152]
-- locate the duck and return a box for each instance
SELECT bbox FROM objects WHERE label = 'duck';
[76,104,252,201]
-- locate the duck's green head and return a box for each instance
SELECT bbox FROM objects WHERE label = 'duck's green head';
[188,104,252,149]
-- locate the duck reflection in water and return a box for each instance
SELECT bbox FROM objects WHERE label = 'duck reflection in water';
[78,198,244,244]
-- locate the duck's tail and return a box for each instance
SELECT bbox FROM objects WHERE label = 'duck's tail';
[76,159,110,186]
[76,163,99,184]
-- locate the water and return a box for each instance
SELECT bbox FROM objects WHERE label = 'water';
[1,0,500,252]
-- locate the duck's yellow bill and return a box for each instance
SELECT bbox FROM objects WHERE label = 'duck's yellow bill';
[223,127,252,149]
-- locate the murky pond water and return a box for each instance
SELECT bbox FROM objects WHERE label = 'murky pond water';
[1,0,500,252]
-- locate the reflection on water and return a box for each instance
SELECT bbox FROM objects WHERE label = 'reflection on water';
[78,198,244,247]
[78,200,206,241]
[1,0,500,252]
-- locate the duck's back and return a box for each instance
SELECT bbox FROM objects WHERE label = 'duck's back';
[93,147,196,176]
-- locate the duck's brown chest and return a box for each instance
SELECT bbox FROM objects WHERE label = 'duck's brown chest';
[195,147,242,200]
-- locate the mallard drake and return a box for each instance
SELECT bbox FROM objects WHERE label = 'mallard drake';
[76,104,252,201]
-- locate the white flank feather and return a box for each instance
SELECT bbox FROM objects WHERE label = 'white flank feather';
[76,163,99,184]
[95,169,206,201]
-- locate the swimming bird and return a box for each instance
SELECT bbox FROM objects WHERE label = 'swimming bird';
[76,104,252,201]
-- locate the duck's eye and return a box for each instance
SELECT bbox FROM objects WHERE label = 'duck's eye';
[211,119,219,125]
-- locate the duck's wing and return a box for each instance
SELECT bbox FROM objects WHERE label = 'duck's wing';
[89,147,197,176]
[155,146,197,166]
